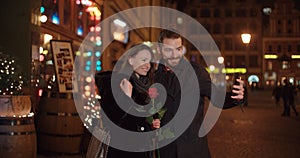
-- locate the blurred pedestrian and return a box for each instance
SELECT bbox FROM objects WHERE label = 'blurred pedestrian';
[281,79,290,116]
[289,83,298,116]
[272,82,282,107]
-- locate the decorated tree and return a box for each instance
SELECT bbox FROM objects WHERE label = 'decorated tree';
[0,52,24,95]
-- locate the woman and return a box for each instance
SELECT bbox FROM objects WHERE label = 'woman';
[95,44,160,158]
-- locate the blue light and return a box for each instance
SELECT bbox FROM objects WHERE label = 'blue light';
[95,51,101,57]
[96,40,102,46]
[86,61,91,65]
[52,12,60,24]
[87,52,92,57]
[96,66,102,71]
[85,66,91,71]
[77,26,83,36]
[96,60,101,65]
[40,6,45,13]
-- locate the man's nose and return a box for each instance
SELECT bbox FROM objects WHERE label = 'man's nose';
[171,50,178,58]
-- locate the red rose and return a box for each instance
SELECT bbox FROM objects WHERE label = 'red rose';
[148,87,159,99]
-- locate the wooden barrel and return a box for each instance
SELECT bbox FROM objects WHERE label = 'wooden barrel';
[0,95,31,117]
[36,98,84,155]
[0,116,37,158]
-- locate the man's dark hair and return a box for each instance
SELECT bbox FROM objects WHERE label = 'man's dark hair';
[157,29,182,44]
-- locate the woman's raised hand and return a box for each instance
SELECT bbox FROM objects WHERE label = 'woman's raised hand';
[120,78,133,97]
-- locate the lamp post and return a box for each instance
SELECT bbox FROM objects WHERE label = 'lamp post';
[241,33,251,87]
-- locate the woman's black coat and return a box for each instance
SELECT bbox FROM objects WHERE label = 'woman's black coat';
[95,71,152,158]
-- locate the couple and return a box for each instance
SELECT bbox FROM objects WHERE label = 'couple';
[95,29,245,158]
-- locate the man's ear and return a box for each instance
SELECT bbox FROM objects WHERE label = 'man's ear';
[156,45,161,55]
[128,58,133,66]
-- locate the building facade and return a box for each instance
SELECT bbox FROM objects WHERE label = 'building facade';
[183,0,263,88]
[262,0,300,88]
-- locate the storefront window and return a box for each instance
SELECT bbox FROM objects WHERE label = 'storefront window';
[282,61,290,69]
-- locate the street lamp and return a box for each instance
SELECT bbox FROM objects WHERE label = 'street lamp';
[241,33,251,88]
[241,33,251,45]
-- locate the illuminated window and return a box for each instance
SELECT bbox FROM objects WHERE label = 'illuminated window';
[282,61,290,69]
[267,61,272,70]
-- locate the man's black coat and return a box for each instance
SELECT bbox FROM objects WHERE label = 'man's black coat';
[154,58,242,158]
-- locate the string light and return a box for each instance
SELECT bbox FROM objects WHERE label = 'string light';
[0,53,24,95]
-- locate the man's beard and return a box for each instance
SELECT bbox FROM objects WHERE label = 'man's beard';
[164,57,182,67]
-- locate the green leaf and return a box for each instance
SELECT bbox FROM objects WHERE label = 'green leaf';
[157,108,167,119]
[146,116,153,125]
[149,107,157,115]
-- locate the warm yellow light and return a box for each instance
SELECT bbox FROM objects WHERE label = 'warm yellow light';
[42,50,48,55]
[113,32,125,41]
[86,6,101,18]
[201,65,246,75]
[217,56,224,64]
[209,65,215,71]
[241,33,251,44]
[264,54,278,59]
[86,77,92,83]
[85,85,91,91]
[224,68,247,74]
[44,34,53,44]
[291,55,300,59]
[206,67,219,73]
[75,51,81,56]
[40,15,47,23]
[39,47,43,54]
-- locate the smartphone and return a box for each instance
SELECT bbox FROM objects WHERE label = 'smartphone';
[232,73,241,96]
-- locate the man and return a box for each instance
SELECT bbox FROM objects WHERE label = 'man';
[281,79,290,116]
[154,29,245,158]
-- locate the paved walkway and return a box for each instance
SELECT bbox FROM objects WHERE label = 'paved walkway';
[208,90,300,158]
[38,90,300,158]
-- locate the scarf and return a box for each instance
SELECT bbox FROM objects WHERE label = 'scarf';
[130,73,151,105]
